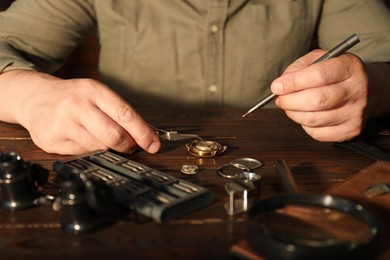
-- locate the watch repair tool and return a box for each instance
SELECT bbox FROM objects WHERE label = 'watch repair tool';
[57,171,108,235]
[224,181,253,216]
[242,34,360,117]
[53,150,213,223]
[186,140,227,157]
[154,128,204,142]
[220,158,263,216]
[154,128,227,157]
[0,151,48,211]
[246,159,378,260]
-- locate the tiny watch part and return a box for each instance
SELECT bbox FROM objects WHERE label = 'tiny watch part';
[217,158,263,180]
[185,140,227,158]
[181,164,200,175]
[231,158,263,171]
[217,163,250,179]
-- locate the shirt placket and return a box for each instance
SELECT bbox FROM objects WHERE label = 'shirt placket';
[205,0,228,107]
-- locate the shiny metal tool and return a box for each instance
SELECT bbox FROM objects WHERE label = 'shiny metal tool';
[154,128,227,157]
[224,181,252,216]
[365,182,390,198]
[154,129,204,142]
[242,34,360,117]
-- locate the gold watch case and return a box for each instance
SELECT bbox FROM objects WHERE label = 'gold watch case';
[185,140,227,157]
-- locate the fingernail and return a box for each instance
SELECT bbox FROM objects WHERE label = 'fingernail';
[271,81,283,94]
[147,140,160,154]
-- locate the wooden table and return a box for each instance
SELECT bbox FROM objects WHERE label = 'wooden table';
[0,108,389,259]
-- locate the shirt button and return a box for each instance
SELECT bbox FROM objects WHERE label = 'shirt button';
[208,84,218,93]
[210,25,219,33]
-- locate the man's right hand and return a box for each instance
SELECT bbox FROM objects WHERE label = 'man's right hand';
[0,69,160,155]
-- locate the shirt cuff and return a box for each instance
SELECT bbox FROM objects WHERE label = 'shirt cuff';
[0,60,37,74]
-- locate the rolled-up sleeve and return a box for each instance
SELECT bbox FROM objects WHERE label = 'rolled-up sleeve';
[319,0,390,62]
[0,0,96,73]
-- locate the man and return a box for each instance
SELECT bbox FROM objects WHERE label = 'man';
[0,0,389,155]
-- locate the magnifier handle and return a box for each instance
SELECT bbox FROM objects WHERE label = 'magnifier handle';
[274,159,299,194]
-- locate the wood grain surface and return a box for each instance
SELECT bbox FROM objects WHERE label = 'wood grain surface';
[0,108,389,259]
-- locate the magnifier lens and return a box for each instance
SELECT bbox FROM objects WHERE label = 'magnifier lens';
[256,204,373,246]
[248,195,377,259]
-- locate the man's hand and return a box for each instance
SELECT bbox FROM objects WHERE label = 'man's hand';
[270,50,369,142]
[0,70,160,155]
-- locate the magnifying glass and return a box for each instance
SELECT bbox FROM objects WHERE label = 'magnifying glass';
[247,159,378,260]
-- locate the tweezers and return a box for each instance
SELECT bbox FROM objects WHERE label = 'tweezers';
[154,129,203,141]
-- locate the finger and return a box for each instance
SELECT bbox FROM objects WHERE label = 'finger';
[282,49,327,74]
[301,123,362,142]
[94,86,160,153]
[77,103,138,153]
[284,103,364,128]
[271,53,355,96]
[275,82,350,111]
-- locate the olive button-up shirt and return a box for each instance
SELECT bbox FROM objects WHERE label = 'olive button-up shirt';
[0,0,389,108]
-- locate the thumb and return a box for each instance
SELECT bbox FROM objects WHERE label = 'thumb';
[283,49,328,74]
[270,49,329,95]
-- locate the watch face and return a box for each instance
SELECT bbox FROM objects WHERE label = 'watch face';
[186,140,227,157]
[193,141,219,151]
